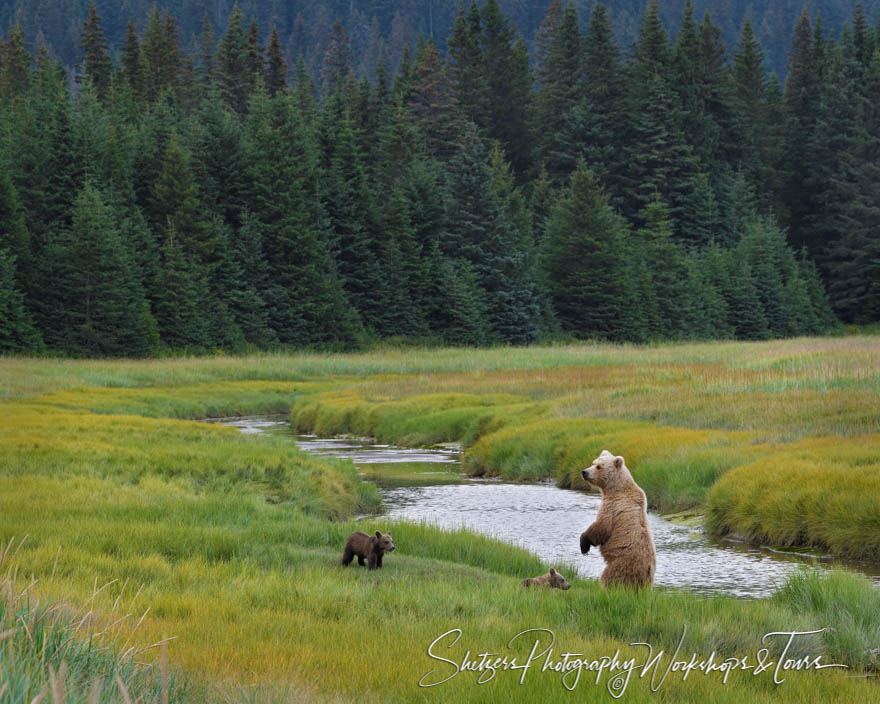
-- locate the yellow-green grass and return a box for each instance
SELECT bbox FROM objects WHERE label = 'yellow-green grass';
[356,461,464,486]
[707,439,880,560]
[2,337,880,701]
[0,550,194,702]
[284,337,880,560]
[288,387,880,555]
[5,483,880,703]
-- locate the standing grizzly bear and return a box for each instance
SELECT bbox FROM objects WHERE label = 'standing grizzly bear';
[521,568,571,590]
[579,450,655,588]
[341,530,395,570]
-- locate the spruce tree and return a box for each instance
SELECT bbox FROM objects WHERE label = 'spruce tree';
[218,3,251,114]
[407,39,462,162]
[76,3,112,100]
[151,133,216,264]
[197,14,217,89]
[534,4,582,165]
[635,195,690,337]
[120,22,144,101]
[43,182,158,356]
[141,7,182,102]
[266,26,287,96]
[245,86,362,347]
[541,163,630,339]
[0,24,31,100]
[154,231,211,350]
[783,8,821,250]
[0,249,42,352]
[447,0,489,131]
[321,21,352,97]
[480,0,533,176]
[550,4,625,196]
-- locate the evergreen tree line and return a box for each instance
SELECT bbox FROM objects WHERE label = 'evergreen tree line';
[0,0,867,355]
[1,1,877,83]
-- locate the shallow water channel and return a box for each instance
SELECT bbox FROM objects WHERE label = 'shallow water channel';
[218,416,880,598]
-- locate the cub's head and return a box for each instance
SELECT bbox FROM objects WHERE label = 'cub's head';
[548,568,571,590]
[375,531,395,552]
[581,450,628,491]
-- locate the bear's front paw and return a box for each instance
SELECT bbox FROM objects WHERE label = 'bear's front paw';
[580,531,593,555]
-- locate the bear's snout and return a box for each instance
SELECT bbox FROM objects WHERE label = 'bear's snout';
[581,468,591,480]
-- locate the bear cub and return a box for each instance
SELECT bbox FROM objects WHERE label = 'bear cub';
[521,567,571,590]
[341,530,395,570]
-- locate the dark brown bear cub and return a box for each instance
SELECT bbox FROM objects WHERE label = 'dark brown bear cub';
[341,530,395,570]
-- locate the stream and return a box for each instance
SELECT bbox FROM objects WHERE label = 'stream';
[216,415,880,598]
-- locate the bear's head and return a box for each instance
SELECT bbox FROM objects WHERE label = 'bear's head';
[581,450,630,491]
[375,530,395,552]
[548,568,571,590]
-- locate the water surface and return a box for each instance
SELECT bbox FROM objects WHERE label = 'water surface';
[216,416,880,598]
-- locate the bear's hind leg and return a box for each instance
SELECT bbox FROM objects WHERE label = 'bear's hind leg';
[341,547,354,566]
[357,555,366,566]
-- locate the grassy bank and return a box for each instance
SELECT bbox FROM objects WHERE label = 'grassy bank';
[2,339,879,701]
[287,336,880,559]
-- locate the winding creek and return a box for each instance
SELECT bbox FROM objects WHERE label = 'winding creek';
[217,415,880,599]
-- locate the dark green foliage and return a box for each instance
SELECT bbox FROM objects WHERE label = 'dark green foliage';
[547,4,625,193]
[76,3,112,100]
[0,167,29,265]
[266,26,287,97]
[217,4,252,114]
[534,4,582,165]
[151,133,216,262]
[244,86,362,348]
[119,22,144,101]
[0,248,42,351]
[41,183,158,357]
[0,24,31,100]
[634,195,690,337]
[429,250,490,346]
[447,1,489,130]
[321,21,352,97]
[141,7,182,102]
[153,233,212,350]
[480,0,533,176]
[541,164,630,339]
[0,0,857,356]
[407,39,462,161]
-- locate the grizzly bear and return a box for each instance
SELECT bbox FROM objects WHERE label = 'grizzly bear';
[521,567,571,590]
[579,450,655,588]
[341,530,395,570]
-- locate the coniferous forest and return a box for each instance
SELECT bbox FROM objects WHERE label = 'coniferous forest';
[0,0,878,356]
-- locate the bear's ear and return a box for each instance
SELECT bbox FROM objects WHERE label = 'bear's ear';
[549,568,556,575]
[614,456,623,469]
[375,530,382,539]
[387,531,392,536]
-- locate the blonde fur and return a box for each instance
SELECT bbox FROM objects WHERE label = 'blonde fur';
[579,450,655,588]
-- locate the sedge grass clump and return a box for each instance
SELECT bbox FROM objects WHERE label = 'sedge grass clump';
[772,568,880,670]
[707,440,880,560]
[0,545,194,703]
[291,391,544,447]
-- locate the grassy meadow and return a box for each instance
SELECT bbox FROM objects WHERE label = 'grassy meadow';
[1,337,879,701]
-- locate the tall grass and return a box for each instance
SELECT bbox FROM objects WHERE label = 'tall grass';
[3,337,880,701]
[0,545,192,703]
[707,440,880,559]
[284,337,880,558]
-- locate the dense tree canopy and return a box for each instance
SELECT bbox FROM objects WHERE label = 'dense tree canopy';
[0,1,869,356]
